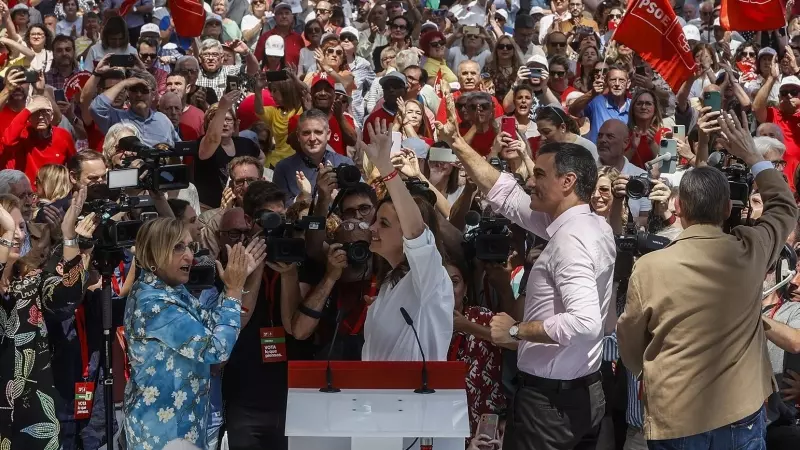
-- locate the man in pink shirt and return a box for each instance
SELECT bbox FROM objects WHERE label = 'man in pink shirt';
[441,122,615,450]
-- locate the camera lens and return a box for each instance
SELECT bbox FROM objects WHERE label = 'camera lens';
[336,164,361,188]
[346,241,371,264]
[626,177,648,199]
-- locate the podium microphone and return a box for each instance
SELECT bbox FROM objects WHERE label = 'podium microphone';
[320,309,345,393]
[400,307,435,394]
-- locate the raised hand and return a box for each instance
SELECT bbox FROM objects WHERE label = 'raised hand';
[221,186,236,209]
[217,243,249,296]
[75,212,99,239]
[0,203,14,235]
[391,148,421,178]
[696,106,721,137]
[316,163,338,199]
[219,89,241,111]
[62,186,87,239]
[325,243,348,281]
[244,237,267,276]
[357,119,395,174]
[295,171,312,198]
[717,110,763,166]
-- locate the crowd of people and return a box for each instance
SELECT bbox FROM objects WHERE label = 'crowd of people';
[1,0,800,449]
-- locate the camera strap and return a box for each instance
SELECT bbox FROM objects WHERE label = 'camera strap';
[109,261,127,297]
[261,270,281,327]
[74,305,95,420]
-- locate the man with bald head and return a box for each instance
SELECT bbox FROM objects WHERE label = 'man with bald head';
[757,122,785,143]
[597,119,651,226]
[158,92,184,137]
[453,60,505,118]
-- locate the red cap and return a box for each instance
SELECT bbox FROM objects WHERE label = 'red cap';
[310,73,335,89]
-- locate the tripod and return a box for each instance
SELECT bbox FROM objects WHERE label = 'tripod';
[92,247,125,450]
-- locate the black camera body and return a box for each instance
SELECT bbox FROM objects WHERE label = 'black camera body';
[405,177,437,205]
[341,240,371,265]
[118,137,195,192]
[463,211,512,262]
[82,191,153,248]
[255,210,325,263]
[489,157,509,173]
[614,227,671,281]
[334,164,361,190]
[626,174,651,199]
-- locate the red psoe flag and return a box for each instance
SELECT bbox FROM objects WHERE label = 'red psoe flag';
[721,0,785,32]
[433,70,448,124]
[613,0,696,92]
[119,0,138,16]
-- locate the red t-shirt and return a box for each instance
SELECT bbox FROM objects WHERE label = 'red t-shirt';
[87,122,105,153]
[254,30,305,68]
[288,112,355,156]
[628,127,669,169]
[0,105,21,127]
[459,124,497,157]
[237,89,277,131]
[452,90,505,119]
[179,105,206,141]
[362,107,396,145]
[0,109,77,185]
[767,107,800,188]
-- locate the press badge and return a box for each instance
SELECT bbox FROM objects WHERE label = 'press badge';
[74,381,95,419]
[260,327,287,362]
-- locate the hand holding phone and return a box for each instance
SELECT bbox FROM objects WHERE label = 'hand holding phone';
[703,91,722,112]
[501,117,517,138]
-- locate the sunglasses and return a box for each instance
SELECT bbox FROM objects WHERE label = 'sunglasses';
[781,89,800,98]
[325,48,344,56]
[429,40,444,48]
[593,68,608,77]
[341,35,357,42]
[139,53,157,60]
[597,185,612,194]
[741,51,756,57]
[468,102,491,111]
[391,23,408,30]
[609,13,622,18]
[497,43,514,50]
[549,41,567,47]
[550,70,566,78]
[316,8,332,14]
[220,229,249,241]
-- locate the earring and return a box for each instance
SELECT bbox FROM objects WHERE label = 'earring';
[149,265,156,272]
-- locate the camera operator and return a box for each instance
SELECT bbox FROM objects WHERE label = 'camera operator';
[617,111,798,448]
[0,188,97,450]
[437,95,615,448]
[122,218,251,450]
[273,109,356,203]
[597,119,651,228]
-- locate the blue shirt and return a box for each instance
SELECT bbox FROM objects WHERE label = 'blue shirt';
[584,94,632,142]
[90,93,180,147]
[123,271,241,449]
[273,150,356,204]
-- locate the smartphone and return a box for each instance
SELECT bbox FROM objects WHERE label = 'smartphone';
[501,117,517,138]
[24,70,38,84]
[672,125,686,140]
[391,131,402,155]
[108,54,135,68]
[428,146,458,163]
[530,68,542,79]
[464,25,480,35]
[659,139,678,174]
[225,75,240,93]
[635,65,646,76]
[54,89,67,103]
[703,91,722,112]
[265,70,289,83]
[140,211,158,222]
[476,414,499,440]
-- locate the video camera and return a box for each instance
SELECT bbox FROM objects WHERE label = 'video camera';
[81,183,155,249]
[254,210,325,263]
[489,156,527,187]
[117,136,195,192]
[707,150,755,231]
[613,218,671,281]
[334,164,361,190]
[462,210,512,263]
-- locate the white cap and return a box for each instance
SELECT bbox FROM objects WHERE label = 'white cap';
[530,6,544,14]
[683,24,700,42]
[781,76,800,89]
[141,23,160,36]
[264,35,285,57]
[421,20,438,31]
[340,26,359,40]
[495,9,509,21]
[526,54,548,67]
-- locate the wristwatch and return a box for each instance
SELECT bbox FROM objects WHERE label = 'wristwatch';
[509,321,522,341]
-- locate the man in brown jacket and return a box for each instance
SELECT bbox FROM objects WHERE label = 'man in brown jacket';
[617,111,799,448]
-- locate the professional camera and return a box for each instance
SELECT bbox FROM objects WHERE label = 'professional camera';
[334,164,361,190]
[117,137,195,192]
[185,250,216,292]
[254,210,325,263]
[707,150,755,231]
[462,211,512,263]
[614,221,671,281]
[341,241,371,265]
[82,183,155,249]
[489,157,509,173]
[626,174,652,199]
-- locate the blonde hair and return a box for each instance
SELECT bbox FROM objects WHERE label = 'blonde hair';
[36,164,71,202]
[203,103,238,132]
[596,165,628,222]
[0,194,20,235]
[135,218,187,271]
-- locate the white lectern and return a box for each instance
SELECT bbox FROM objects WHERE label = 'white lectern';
[285,361,470,450]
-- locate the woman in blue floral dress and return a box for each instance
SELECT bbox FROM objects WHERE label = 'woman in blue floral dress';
[123,218,253,449]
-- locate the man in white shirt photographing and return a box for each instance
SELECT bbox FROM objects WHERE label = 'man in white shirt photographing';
[439,122,616,449]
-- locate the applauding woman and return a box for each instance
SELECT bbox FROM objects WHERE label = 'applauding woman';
[123,218,252,449]
[359,120,454,361]
[0,188,94,450]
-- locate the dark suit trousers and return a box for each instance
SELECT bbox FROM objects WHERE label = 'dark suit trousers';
[224,404,287,450]
[504,372,606,450]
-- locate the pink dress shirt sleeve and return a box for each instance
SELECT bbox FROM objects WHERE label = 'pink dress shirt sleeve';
[485,172,551,239]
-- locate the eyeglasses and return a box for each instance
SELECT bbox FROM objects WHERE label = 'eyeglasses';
[339,221,370,231]
[140,53,157,60]
[468,102,491,111]
[781,89,800,98]
[201,52,222,59]
[220,229,250,241]
[497,44,514,50]
[223,116,236,124]
[390,23,408,30]
[550,70,566,78]
[307,27,322,34]
[173,242,197,255]
[341,204,373,219]
[609,13,622,18]
[773,160,788,170]
[29,32,45,37]
[429,40,444,48]
[316,8,332,14]
[741,51,756,57]
[325,48,344,56]
[232,177,258,187]
[549,41,567,47]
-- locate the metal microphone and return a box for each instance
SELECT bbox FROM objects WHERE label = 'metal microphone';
[644,152,673,170]
[707,151,724,168]
[400,307,435,394]
[320,309,345,393]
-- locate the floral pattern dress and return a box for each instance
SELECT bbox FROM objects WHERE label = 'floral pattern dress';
[123,270,241,450]
[448,306,506,434]
[0,256,87,450]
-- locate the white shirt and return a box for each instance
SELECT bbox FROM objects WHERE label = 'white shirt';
[449,1,487,26]
[56,17,83,37]
[487,173,616,380]
[447,47,492,73]
[622,157,652,218]
[362,227,454,361]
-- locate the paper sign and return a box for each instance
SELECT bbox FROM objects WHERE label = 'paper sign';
[74,381,95,420]
[260,327,287,363]
[287,0,303,14]
[64,71,92,102]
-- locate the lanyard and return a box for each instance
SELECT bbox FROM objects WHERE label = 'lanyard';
[110,261,126,296]
[767,299,785,319]
[336,277,376,335]
[75,305,90,380]
[262,271,280,326]
[448,334,464,362]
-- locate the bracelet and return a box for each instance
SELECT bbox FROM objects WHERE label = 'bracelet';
[63,238,79,248]
[0,237,14,248]
[298,304,323,319]
[663,214,676,226]
[381,169,399,183]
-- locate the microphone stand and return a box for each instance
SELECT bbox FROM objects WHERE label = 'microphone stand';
[320,310,345,393]
[400,307,435,394]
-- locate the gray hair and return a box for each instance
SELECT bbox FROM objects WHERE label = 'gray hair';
[211,0,228,10]
[753,136,786,159]
[0,169,28,194]
[395,49,420,72]
[175,55,199,71]
[128,68,157,92]
[678,166,731,226]
[756,123,785,143]
[103,122,140,161]
[200,38,223,55]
